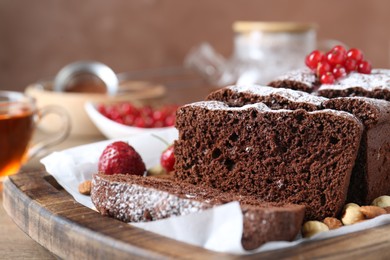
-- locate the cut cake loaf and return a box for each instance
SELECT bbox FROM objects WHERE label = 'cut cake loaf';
[174,101,363,220]
[208,85,390,205]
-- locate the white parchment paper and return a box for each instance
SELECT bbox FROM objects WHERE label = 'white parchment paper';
[41,128,390,254]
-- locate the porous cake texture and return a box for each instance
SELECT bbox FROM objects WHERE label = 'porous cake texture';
[174,101,363,220]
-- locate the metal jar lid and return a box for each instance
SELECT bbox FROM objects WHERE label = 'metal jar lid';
[53,61,119,95]
[233,21,318,33]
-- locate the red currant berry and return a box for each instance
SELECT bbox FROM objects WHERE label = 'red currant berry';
[326,49,346,66]
[115,118,124,125]
[344,58,358,73]
[316,61,332,77]
[153,120,164,128]
[97,102,178,129]
[305,50,324,70]
[164,115,176,127]
[97,104,106,114]
[124,114,135,126]
[331,45,347,56]
[347,48,364,62]
[134,117,146,128]
[153,110,164,121]
[141,106,153,117]
[332,65,347,79]
[357,60,372,74]
[121,103,137,116]
[320,72,336,84]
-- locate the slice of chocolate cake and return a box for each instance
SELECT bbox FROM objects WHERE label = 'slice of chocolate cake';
[323,97,390,204]
[91,173,305,250]
[268,68,318,93]
[206,85,328,111]
[174,101,363,220]
[317,69,390,101]
[268,68,390,101]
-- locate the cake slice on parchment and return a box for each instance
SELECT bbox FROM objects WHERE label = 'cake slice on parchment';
[91,173,305,250]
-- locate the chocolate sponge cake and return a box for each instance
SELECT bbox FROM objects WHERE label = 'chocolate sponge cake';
[206,85,328,111]
[323,97,390,204]
[317,69,390,101]
[174,101,363,220]
[268,68,318,93]
[268,69,390,101]
[91,173,305,250]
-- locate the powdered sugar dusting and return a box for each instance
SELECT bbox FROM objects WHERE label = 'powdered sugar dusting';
[187,100,271,111]
[227,85,327,105]
[271,68,316,86]
[91,175,212,222]
[311,109,363,126]
[319,69,390,91]
[184,100,361,126]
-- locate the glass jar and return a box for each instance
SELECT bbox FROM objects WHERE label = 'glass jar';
[184,21,321,87]
[231,21,318,84]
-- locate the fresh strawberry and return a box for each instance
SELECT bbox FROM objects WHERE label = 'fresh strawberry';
[98,141,146,176]
[160,144,175,173]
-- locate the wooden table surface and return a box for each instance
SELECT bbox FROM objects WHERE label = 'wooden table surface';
[0,67,213,259]
[0,180,56,259]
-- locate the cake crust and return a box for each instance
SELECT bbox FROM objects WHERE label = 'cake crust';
[318,70,390,101]
[206,85,328,111]
[268,68,319,93]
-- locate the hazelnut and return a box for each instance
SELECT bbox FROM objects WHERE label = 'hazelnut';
[147,164,167,176]
[360,205,386,219]
[302,220,329,238]
[372,195,390,208]
[341,203,365,225]
[78,180,92,195]
[323,217,343,230]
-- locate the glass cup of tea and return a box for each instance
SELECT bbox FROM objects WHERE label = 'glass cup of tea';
[0,91,71,180]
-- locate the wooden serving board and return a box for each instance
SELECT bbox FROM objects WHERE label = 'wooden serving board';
[3,171,390,259]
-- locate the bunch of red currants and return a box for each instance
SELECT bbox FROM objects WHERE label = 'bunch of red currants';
[97,102,178,128]
[305,45,372,84]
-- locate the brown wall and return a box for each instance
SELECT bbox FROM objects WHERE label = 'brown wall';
[1,0,390,91]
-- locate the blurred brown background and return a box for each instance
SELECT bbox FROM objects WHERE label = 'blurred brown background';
[1,0,389,92]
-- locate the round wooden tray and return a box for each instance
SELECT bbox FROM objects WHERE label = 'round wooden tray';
[3,171,390,259]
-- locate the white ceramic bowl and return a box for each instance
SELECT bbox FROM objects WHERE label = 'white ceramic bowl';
[84,101,175,139]
[25,80,166,137]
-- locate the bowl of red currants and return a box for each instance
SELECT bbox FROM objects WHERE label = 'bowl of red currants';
[85,101,179,139]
